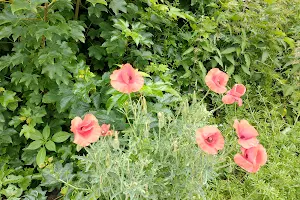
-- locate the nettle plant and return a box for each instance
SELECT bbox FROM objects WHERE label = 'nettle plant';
[45,64,268,199]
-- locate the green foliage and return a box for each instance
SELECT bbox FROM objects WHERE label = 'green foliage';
[205,87,300,200]
[48,98,218,199]
[0,0,299,198]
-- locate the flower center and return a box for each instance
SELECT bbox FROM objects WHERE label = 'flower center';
[240,135,245,139]
[206,136,213,143]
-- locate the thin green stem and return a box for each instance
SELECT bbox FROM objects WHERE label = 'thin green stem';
[58,179,90,191]
[210,104,225,114]
[200,90,210,103]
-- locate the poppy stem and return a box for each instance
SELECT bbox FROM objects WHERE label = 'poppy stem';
[210,104,225,113]
[200,90,210,103]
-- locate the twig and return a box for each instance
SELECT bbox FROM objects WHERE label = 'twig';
[74,0,81,20]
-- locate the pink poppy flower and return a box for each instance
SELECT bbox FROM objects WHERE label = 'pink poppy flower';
[205,68,229,94]
[70,114,101,147]
[233,120,259,149]
[222,84,246,106]
[100,124,113,136]
[110,63,144,94]
[234,144,267,173]
[196,126,225,155]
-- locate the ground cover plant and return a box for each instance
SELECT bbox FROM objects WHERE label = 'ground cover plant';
[0,0,299,199]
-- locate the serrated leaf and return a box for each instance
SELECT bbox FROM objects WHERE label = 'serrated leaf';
[0,26,12,40]
[87,0,107,6]
[109,0,127,15]
[26,140,43,150]
[88,45,106,60]
[221,47,236,54]
[0,90,16,108]
[11,0,31,14]
[52,131,70,143]
[42,125,50,140]
[42,91,60,103]
[36,147,46,167]
[45,140,56,152]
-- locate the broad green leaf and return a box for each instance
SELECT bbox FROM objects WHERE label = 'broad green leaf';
[42,91,60,103]
[261,51,269,62]
[42,125,50,140]
[88,45,106,60]
[244,54,251,67]
[45,141,56,152]
[36,147,46,167]
[20,125,42,140]
[227,65,235,76]
[0,26,12,40]
[241,65,251,75]
[52,131,70,143]
[182,47,194,56]
[213,56,223,67]
[1,184,23,198]
[198,61,207,80]
[225,54,235,65]
[106,93,128,113]
[109,0,127,15]
[0,90,16,108]
[2,175,24,185]
[221,47,236,54]
[11,0,31,14]
[87,0,107,6]
[283,37,295,48]
[233,75,243,83]
[26,140,43,150]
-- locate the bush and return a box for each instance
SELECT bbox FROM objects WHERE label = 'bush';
[0,0,299,199]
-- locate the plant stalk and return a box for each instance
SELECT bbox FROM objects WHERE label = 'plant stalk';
[74,0,81,20]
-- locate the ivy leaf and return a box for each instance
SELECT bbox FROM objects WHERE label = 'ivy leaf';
[52,131,70,143]
[87,0,107,6]
[109,0,127,15]
[26,140,43,150]
[45,141,56,152]
[42,125,50,140]
[0,90,16,108]
[36,147,46,167]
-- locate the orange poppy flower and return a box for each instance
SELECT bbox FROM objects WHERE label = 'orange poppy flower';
[205,68,229,94]
[110,63,144,94]
[70,114,101,147]
[196,126,225,155]
[234,144,267,173]
[222,84,246,106]
[233,120,259,149]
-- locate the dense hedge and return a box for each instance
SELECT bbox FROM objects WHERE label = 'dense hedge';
[0,0,299,199]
